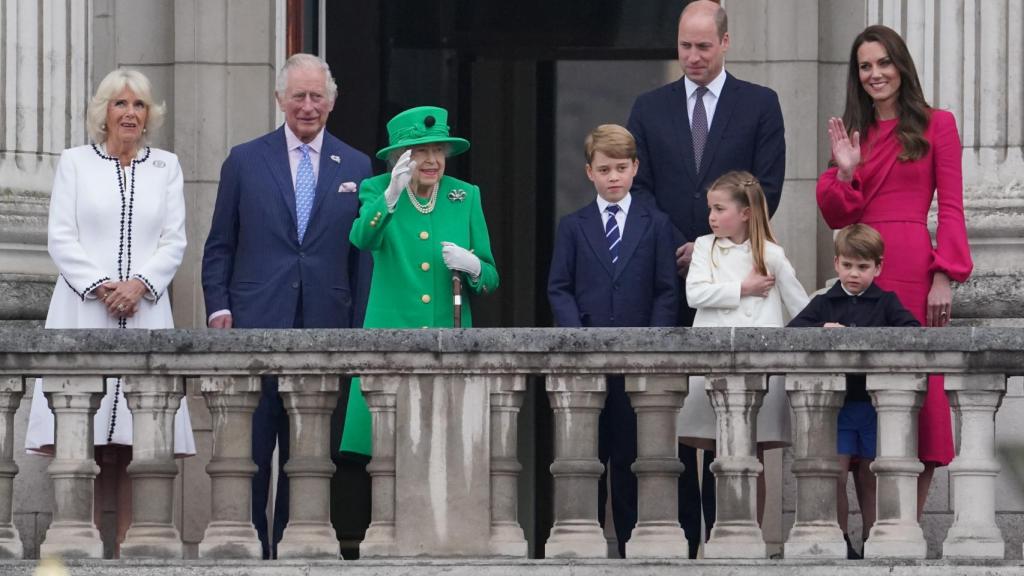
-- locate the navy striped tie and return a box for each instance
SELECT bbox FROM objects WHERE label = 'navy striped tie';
[605,204,621,264]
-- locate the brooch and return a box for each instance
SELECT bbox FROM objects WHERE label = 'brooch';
[447,189,466,202]
[153,160,166,168]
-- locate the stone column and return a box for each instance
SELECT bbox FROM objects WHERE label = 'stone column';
[119,375,185,558]
[703,373,767,559]
[784,373,846,559]
[276,375,339,559]
[943,373,1006,559]
[544,374,607,558]
[198,376,262,559]
[864,373,927,559]
[624,374,688,558]
[360,375,400,557]
[488,375,528,557]
[0,377,23,558]
[39,375,104,559]
[0,0,91,324]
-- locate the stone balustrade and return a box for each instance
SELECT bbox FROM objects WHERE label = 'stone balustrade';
[0,327,1021,563]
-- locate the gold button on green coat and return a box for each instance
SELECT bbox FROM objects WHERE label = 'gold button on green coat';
[340,173,499,456]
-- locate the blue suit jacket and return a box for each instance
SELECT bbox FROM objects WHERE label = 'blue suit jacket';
[202,126,373,328]
[627,73,786,245]
[548,199,679,328]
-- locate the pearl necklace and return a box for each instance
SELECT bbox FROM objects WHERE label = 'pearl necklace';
[406,183,439,214]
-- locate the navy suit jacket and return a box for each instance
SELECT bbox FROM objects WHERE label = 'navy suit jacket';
[548,199,679,328]
[202,126,373,329]
[627,73,786,245]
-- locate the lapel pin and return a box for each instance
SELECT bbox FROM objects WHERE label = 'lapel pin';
[330,154,341,164]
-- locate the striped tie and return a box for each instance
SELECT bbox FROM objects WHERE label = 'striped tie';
[605,204,621,264]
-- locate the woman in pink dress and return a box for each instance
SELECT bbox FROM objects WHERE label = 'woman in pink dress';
[817,25,973,517]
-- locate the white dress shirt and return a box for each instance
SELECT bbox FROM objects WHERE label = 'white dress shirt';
[684,68,728,130]
[284,124,324,187]
[595,192,632,237]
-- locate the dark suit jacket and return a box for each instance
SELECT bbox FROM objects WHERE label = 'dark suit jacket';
[202,126,373,328]
[788,281,920,400]
[548,199,679,328]
[627,73,786,246]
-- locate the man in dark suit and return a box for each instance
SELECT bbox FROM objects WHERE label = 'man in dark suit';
[548,124,678,557]
[201,53,373,559]
[626,0,786,558]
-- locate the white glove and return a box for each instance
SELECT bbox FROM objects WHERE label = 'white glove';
[441,241,481,279]
[384,149,416,212]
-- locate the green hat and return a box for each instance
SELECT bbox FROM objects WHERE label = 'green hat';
[376,106,470,160]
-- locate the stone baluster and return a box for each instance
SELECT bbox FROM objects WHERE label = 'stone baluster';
[784,373,846,559]
[277,375,340,558]
[624,374,688,558]
[864,373,927,559]
[39,375,105,558]
[943,373,1006,559]
[703,373,766,559]
[0,377,23,558]
[488,375,528,557]
[120,375,185,558]
[199,375,262,559]
[361,375,401,557]
[544,375,607,558]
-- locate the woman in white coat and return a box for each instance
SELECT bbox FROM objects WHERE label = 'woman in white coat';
[676,171,808,527]
[25,68,196,556]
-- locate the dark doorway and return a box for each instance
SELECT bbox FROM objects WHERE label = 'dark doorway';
[323,0,686,557]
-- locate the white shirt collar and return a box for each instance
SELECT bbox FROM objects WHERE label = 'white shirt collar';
[284,124,324,155]
[596,192,632,216]
[840,283,863,297]
[684,68,727,101]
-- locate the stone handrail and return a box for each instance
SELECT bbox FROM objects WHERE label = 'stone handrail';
[0,327,1020,560]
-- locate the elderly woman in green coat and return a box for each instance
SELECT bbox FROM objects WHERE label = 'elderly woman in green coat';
[340,106,499,455]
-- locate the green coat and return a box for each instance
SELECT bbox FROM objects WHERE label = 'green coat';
[339,173,499,455]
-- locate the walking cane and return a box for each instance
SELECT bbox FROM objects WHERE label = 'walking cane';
[452,272,462,328]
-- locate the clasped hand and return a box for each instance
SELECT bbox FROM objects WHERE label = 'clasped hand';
[740,270,775,298]
[441,242,481,279]
[96,279,146,319]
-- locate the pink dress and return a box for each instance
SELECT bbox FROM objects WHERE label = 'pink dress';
[816,109,973,466]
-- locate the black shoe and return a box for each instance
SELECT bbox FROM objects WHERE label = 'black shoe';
[844,534,862,560]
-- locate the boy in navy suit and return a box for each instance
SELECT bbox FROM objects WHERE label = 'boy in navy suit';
[548,124,679,557]
[788,223,920,559]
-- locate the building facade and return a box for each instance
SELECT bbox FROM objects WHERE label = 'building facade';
[0,0,1021,559]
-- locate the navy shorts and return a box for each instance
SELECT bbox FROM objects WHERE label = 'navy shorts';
[837,400,877,459]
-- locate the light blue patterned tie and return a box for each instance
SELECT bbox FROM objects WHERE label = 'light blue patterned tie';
[295,144,316,243]
[605,204,621,264]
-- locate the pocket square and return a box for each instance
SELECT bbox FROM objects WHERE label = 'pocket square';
[339,181,358,193]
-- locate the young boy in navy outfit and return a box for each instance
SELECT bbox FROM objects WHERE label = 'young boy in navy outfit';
[548,124,678,557]
[788,223,919,559]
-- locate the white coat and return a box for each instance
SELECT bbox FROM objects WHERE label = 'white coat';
[677,234,809,448]
[25,144,196,455]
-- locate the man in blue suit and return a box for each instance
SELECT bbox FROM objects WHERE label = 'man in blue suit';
[548,124,678,557]
[202,53,373,559]
[626,0,786,558]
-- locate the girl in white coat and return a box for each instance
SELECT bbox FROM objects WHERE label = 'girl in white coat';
[677,171,809,524]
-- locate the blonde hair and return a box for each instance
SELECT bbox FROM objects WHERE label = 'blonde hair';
[86,69,166,144]
[584,124,636,164]
[708,171,775,275]
[834,223,885,264]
